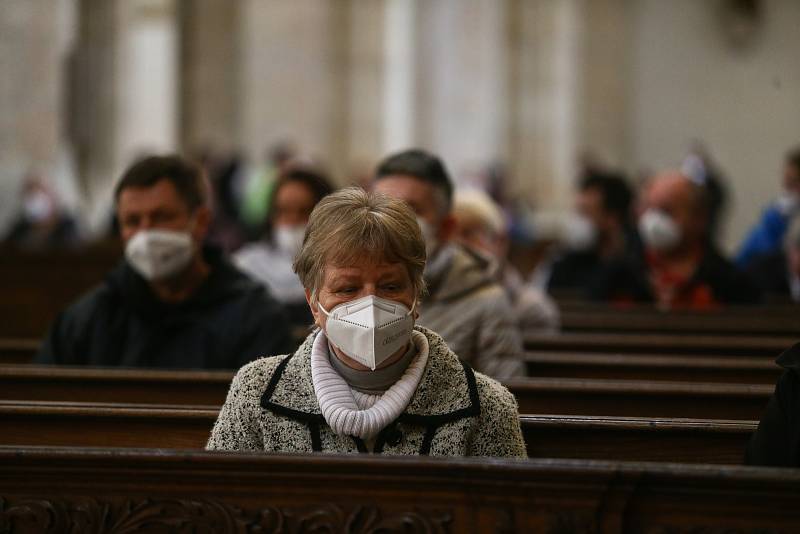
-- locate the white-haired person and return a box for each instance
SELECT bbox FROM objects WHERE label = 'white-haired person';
[207,187,526,457]
[452,188,559,333]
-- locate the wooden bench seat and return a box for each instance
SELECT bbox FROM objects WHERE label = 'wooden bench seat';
[0,365,232,405]
[558,305,800,336]
[508,377,772,419]
[1,447,798,532]
[0,400,755,464]
[524,331,796,356]
[0,366,773,419]
[0,244,120,338]
[524,351,782,383]
[0,338,39,364]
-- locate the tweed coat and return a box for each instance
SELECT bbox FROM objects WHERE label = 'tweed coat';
[207,326,527,457]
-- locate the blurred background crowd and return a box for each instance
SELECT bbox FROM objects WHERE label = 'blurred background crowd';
[2,0,800,309]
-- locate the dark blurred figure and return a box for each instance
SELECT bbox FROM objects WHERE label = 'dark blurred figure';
[547,170,634,297]
[594,171,759,309]
[37,155,292,369]
[745,342,800,468]
[681,144,728,247]
[196,148,248,252]
[737,146,800,267]
[3,172,80,250]
[747,215,800,303]
[452,188,559,332]
[234,166,334,331]
[241,141,297,237]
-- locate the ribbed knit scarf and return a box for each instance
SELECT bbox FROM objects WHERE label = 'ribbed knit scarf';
[310,329,429,440]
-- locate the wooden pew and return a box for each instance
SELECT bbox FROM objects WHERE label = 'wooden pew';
[3,448,799,534]
[560,309,800,337]
[0,400,755,464]
[508,377,772,420]
[0,365,232,405]
[557,302,800,336]
[524,351,782,384]
[0,366,773,420]
[0,338,39,364]
[0,243,120,338]
[524,331,796,357]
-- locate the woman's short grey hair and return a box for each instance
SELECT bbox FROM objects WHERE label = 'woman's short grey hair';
[293,187,427,300]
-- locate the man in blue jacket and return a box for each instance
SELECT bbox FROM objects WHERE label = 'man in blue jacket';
[37,155,292,369]
[737,147,800,268]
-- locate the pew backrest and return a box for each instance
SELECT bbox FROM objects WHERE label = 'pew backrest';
[0,400,757,464]
[525,351,782,383]
[507,377,773,420]
[524,332,797,356]
[1,447,798,533]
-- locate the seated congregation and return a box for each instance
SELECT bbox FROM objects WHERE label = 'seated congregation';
[2,147,800,533]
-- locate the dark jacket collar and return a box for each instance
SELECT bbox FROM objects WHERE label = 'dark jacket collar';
[106,244,252,320]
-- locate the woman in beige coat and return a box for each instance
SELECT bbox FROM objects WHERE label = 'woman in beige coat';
[207,187,526,457]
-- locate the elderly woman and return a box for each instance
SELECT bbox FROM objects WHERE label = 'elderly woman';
[207,187,526,456]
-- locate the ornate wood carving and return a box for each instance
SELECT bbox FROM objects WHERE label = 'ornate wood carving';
[0,497,452,534]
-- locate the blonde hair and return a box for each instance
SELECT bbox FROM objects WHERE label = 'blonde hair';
[293,187,426,300]
[453,188,506,237]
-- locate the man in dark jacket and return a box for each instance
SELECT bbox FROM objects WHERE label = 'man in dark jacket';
[548,170,635,298]
[36,155,292,369]
[745,343,800,467]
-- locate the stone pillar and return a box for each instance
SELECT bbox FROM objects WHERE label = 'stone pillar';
[71,0,179,230]
[382,0,414,156]
[0,0,77,232]
[238,0,349,179]
[577,0,633,170]
[413,0,510,182]
[178,0,240,154]
[114,0,179,169]
[507,0,582,211]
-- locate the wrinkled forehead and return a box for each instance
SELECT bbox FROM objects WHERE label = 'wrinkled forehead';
[322,250,409,283]
[645,175,693,210]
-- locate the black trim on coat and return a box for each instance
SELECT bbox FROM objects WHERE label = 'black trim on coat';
[259,348,482,454]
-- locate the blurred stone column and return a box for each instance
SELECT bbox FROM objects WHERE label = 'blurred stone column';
[0,0,76,232]
[413,0,510,182]
[178,0,240,154]
[578,0,633,170]
[348,0,387,175]
[71,0,178,230]
[507,0,582,211]
[238,0,349,179]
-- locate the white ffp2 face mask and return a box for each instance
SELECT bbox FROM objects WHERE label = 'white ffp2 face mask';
[563,213,597,251]
[638,209,681,252]
[125,229,194,281]
[319,295,415,370]
[416,217,439,259]
[274,224,306,257]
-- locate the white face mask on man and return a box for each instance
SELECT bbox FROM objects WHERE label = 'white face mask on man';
[638,209,681,252]
[415,217,439,259]
[318,294,415,371]
[274,224,306,257]
[125,229,194,281]
[563,213,597,252]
